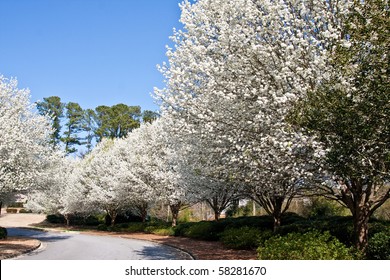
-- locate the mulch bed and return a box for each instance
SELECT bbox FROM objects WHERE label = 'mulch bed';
[0,237,41,259]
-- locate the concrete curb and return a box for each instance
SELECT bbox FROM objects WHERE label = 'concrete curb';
[119,235,196,260]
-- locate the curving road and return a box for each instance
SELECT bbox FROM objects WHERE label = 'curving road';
[7,227,192,260]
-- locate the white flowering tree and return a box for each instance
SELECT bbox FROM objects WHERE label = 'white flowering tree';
[26,157,89,226]
[145,118,189,226]
[0,75,58,210]
[115,117,191,226]
[175,129,244,221]
[155,0,349,229]
[290,0,390,252]
[80,138,135,226]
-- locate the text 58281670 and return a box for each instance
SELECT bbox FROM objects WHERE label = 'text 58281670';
[218,266,266,276]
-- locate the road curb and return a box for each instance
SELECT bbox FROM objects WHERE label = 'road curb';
[0,238,42,260]
[119,235,196,260]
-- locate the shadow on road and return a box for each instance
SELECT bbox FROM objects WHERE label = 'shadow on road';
[6,227,72,243]
[135,244,192,260]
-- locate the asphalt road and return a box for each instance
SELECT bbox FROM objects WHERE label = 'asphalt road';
[7,228,192,260]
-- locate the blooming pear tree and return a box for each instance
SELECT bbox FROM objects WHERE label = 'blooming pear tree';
[175,129,244,221]
[26,157,89,226]
[116,117,191,226]
[81,138,136,226]
[0,76,59,206]
[155,0,350,229]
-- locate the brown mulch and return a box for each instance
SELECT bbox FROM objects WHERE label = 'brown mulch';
[0,237,41,260]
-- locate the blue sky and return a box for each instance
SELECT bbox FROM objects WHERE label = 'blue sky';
[0,0,185,112]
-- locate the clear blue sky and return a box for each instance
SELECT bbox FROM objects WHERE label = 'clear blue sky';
[0,0,185,112]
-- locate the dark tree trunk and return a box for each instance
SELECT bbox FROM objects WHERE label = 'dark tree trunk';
[338,179,378,254]
[272,200,283,232]
[106,209,117,226]
[214,211,220,221]
[110,211,117,226]
[353,205,370,253]
[136,203,148,223]
[64,214,70,227]
[170,204,181,227]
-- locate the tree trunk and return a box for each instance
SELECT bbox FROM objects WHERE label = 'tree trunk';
[272,197,284,232]
[111,211,117,226]
[107,209,117,226]
[64,214,70,227]
[353,206,370,253]
[169,204,181,227]
[0,201,2,216]
[214,211,220,221]
[140,206,148,223]
[273,214,281,232]
[339,179,375,254]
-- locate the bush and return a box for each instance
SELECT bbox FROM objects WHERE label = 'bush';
[46,214,66,224]
[176,221,224,241]
[223,216,273,230]
[257,230,354,260]
[144,223,170,234]
[150,228,175,236]
[8,202,24,208]
[367,231,390,260]
[118,222,144,232]
[84,215,100,226]
[220,227,272,249]
[6,208,18,213]
[18,208,32,213]
[0,227,7,239]
[97,224,108,231]
[281,212,306,225]
[276,216,355,246]
[306,197,348,218]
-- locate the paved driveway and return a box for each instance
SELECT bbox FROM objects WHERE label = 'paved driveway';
[0,213,192,260]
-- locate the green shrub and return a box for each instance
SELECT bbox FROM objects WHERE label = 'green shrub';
[46,214,66,224]
[84,215,100,226]
[367,231,390,260]
[220,226,272,249]
[118,222,146,232]
[276,216,355,247]
[6,208,18,213]
[306,198,348,218]
[281,212,306,225]
[18,208,32,213]
[257,230,353,260]
[97,224,108,231]
[0,227,7,239]
[174,222,195,236]
[179,221,224,241]
[8,202,24,208]
[150,228,175,236]
[221,216,273,230]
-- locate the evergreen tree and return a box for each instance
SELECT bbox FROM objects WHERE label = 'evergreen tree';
[36,96,64,146]
[62,102,84,155]
[94,104,141,141]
